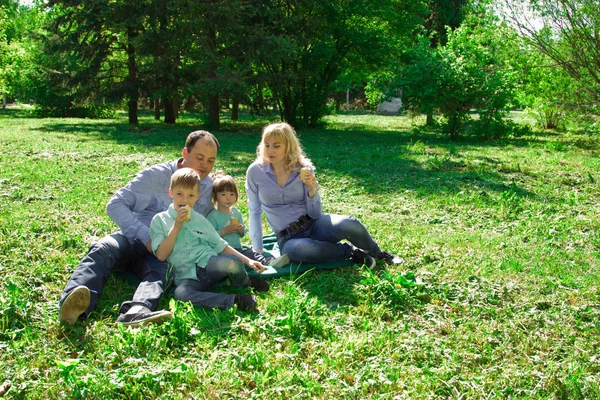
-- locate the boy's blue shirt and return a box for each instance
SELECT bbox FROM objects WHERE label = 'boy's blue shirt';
[150,204,228,284]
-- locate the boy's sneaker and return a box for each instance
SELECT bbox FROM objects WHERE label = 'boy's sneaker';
[235,294,258,312]
[350,248,376,269]
[59,285,90,324]
[376,251,404,265]
[248,276,270,292]
[116,309,173,328]
[265,253,290,268]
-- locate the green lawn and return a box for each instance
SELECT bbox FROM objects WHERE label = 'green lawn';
[1,110,599,398]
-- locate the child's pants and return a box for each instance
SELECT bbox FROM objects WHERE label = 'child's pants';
[173,254,249,310]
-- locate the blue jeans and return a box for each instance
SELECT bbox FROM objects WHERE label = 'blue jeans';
[173,254,249,310]
[59,231,171,319]
[279,214,382,263]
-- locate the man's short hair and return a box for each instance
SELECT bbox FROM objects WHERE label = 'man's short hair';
[170,167,201,191]
[185,130,220,151]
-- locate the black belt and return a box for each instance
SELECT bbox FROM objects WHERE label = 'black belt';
[276,215,313,239]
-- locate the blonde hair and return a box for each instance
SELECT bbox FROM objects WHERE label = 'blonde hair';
[211,171,239,205]
[170,167,201,191]
[255,122,313,171]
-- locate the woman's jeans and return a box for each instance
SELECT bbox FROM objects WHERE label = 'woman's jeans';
[279,214,382,264]
[59,231,170,319]
[173,254,249,310]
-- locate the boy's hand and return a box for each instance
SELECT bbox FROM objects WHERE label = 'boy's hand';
[175,207,189,226]
[247,260,265,273]
[221,223,240,236]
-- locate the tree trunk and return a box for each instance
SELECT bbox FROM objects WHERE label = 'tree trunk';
[172,96,179,120]
[426,112,433,126]
[154,97,161,120]
[231,92,239,121]
[346,88,350,111]
[126,27,139,127]
[164,97,176,124]
[206,24,220,130]
[208,94,220,130]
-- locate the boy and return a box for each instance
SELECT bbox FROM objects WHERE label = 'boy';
[150,168,269,312]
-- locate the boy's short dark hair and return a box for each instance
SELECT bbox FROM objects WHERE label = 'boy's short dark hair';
[171,168,201,191]
[185,130,220,151]
[211,172,239,204]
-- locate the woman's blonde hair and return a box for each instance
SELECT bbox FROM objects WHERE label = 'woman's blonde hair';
[255,122,312,171]
[211,170,239,205]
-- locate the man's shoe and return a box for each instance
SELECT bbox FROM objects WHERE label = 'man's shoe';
[59,286,90,324]
[266,253,290,268]
[376,251,404,265]
[248,276,270,292]
[116,309,173,328]
[234,294,258,312]
[350,248,376,269]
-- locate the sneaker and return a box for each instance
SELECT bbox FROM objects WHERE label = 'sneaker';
[265,253,290,268]
[234,294,258,312]
[115,309,173,328]
[59,285,90,324]
[248,276,270,292]
[376,251,404,265]
[350,248,376,269]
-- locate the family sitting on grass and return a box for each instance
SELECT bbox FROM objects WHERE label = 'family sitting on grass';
[59,123,403,327]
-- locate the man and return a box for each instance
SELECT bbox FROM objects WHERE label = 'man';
[59,130,219,327]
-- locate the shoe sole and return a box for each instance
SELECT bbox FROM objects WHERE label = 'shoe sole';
[59,286,90,324]
[119,310,173,328]
[268,253,290,268]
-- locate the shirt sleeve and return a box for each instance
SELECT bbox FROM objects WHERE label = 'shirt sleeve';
[149,214,167,254]
[204,222,228,255]
[305,182,323,219]
[206,210,220,230]
[106,168,156,245]
[245,164,264,250]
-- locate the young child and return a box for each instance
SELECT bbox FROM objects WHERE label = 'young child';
[207,172,290,268]
[150,168,269,312]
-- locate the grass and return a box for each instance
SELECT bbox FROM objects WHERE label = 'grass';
[1,109,599,398]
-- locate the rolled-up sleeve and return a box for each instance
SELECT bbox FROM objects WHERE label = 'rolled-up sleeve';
[245,165,264,251]
[106,173,155,244]
[305,184,322,220]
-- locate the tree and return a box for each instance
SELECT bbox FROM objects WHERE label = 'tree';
[36,0,144,122]
[503,0,600,112]
[0,0,43,106]
[399,12,517,138]
[254,0,425,127]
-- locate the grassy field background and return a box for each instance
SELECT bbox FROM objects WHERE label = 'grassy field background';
[0,110,599,398]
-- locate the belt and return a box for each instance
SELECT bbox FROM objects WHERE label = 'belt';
[276,215,313,239]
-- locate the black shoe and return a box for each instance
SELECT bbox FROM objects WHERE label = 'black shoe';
[248,276,270,292]
[59,285,90,324]
[376,251,404,265]
[116,309,173,328]
[234,294,258,312]
[350,248,376,269]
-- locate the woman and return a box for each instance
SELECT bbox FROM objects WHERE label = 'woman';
[245,122,403,268]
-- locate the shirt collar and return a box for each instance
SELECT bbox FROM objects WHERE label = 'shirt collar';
[261,162,301,176]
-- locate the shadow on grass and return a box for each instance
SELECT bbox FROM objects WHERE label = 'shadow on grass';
[35,116,541,201]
